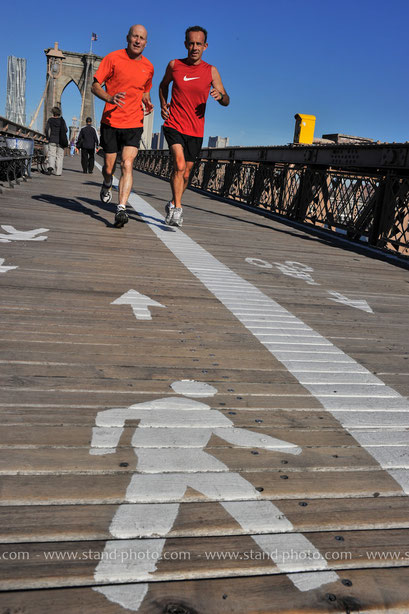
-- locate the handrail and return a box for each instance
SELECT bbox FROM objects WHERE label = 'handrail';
[0,115,47,144]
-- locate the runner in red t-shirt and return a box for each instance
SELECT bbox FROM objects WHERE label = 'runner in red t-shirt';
[91,24,154,228]
[159,26,230,227]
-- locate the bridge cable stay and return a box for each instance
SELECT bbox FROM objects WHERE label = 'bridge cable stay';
[78,44,93,130]
[28,75,50,130]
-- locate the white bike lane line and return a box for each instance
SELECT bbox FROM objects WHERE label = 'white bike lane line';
[125,189,409,491]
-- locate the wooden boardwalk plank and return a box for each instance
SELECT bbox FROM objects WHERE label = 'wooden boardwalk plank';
[1,497,409,542]
[0,470,402,506]
[0,424,374,447]
[0,445,385,474]
[2,568,409,613]
[1,529,409,590]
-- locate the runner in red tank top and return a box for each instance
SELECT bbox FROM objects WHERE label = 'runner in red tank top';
[159,26,230,227]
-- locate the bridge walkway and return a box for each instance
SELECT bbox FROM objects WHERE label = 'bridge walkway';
[0,155,408,613]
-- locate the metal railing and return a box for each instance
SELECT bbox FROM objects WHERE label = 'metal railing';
[0,146,31,191]
[0,116,47,191]
[0,115,47,145]
[134,144,409,258]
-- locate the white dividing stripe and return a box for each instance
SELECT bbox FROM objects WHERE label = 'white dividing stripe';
[318,398,409,410]
[128,191,409,495]
[309,384,400,397]
[272,351,358,361]
[332,412,409,427]
[287,362,368,372]
[297,373,384,384]
[350,431,409,446]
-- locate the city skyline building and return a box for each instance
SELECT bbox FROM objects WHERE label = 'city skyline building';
[159,125,168,150]
[208,136,229,148]
[5,56,27,125]
[140,109,154,150]
[151,133,160,149]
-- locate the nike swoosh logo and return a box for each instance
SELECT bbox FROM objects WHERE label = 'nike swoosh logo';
[183,76,200,81]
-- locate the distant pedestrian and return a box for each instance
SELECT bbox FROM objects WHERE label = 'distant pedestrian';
[45,106,68,176]
[159,25,229,227]
[76,117,99,173]
[91,24,154,227]
[70,140,76,157]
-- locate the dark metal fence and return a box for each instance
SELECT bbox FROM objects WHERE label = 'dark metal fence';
[0,117,47,192]
[134,146,409,258]
[0,146,31,191]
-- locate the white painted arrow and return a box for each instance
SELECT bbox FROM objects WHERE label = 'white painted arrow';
[0,226,49,242]
[0,258,17,274]
[327,290,373,313]
[111,290,166,320]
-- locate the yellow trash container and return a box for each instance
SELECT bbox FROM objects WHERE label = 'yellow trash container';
[293,114,316,144]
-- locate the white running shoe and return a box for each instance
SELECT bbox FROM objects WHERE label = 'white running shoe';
[165,201,175,225]
[171,207,183,227]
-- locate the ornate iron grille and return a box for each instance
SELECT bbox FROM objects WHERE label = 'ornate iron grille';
[252,164,283,212]
[133,150,409,258]
[378,176,409,255]
[299,171,380,238]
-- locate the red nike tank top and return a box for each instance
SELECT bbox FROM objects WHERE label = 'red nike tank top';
[164,59,213,137]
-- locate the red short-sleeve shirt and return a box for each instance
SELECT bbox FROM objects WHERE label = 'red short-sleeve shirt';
[94,49,154,129]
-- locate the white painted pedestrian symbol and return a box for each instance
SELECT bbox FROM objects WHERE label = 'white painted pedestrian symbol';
[0,226,49,243]
[0,258,17,274]
[90,380,338,611]
[327,290,373,313]
[111,289,166,320]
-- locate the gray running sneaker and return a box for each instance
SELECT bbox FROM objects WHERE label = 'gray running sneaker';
[114,208,128,228]
[100,183,113,204]
[171,207,183,227]
[165,201,175,225]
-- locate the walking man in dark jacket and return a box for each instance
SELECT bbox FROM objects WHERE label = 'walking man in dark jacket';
[77,117,99,173]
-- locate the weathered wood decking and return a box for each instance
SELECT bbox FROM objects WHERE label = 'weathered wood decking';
[0,155,408,613]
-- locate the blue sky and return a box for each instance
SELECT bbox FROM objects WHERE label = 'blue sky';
[1,0,408,146]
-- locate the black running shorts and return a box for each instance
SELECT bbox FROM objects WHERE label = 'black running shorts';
[100,123,143,154]
[163,126,203,162]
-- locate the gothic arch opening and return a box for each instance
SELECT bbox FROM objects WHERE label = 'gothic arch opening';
[60,79,82,142]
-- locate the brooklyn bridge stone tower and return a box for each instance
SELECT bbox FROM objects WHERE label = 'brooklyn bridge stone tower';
[43,42,102,131]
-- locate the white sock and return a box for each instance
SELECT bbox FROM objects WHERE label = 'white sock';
[117,204,126,211]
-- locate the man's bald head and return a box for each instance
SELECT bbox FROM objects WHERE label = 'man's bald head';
[127,24,148,41]
[126,24,148,58]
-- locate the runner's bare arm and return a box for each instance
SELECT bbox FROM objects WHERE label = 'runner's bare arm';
[91,78,125,107]
[159,60,175,120]
[210,66,230,106]
[142,92,154,115]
